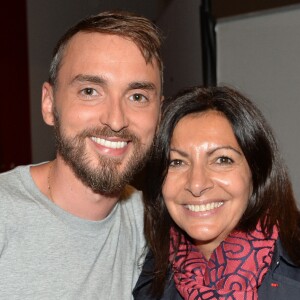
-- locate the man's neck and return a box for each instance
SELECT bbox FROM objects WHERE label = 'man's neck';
[31,158,120,221]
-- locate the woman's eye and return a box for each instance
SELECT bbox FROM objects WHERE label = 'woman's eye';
[129,93,148,102]
[169,159,184,167]
[216,156,233,164]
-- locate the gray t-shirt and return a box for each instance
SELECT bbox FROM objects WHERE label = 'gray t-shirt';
[0,164,146,299]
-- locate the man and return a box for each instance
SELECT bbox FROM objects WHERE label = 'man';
[0,11,163,299]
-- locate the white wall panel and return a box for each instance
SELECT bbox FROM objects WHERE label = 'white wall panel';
[216,4,300,204]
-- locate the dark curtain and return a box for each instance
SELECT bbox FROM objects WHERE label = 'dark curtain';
[0,0,32,172]
[200,0,217,86]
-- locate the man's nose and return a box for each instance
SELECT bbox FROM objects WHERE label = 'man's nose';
[99,97,129,132]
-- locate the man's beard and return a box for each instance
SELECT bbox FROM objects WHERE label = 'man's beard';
[53,109,151,196]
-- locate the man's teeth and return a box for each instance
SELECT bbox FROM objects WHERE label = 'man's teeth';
[91,137,127,149]
[186,202,224,212]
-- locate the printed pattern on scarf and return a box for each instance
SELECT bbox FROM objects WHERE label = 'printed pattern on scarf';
[170,224,278,300]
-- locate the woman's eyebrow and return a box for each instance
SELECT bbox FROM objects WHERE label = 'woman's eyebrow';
[208,145,242,156]
[170,148,189,158]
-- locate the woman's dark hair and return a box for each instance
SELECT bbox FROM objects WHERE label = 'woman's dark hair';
[144,85,300,296]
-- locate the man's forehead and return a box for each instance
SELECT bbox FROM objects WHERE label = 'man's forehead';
[66,31,160,70]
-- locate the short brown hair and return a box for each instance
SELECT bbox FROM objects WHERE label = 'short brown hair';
[48,10,163,87]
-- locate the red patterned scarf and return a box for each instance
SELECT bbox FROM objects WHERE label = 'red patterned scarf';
[170,223,278,300]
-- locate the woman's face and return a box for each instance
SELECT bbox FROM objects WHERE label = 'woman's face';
[162,110,252,258]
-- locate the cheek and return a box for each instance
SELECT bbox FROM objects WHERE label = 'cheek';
[238,168,253,201]
[163,169,188,195]
[75,109,97,120]
[213,169,252,193]
[162,178,171,201]
[240,179,253,209]
[162,176,177,205]
[162,174,183,212]
[231,175,253,212]
[61,107,100,131]
[163,195,179,224]
[211,172,235,186]
[135,110,160,141]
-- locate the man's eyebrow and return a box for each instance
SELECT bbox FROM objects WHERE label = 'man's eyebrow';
[71,74,107,85]
[128,81,156,91]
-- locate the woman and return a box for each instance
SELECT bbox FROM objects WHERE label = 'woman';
[133,86,300,299]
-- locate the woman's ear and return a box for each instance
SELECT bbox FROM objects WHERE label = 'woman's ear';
[41,82,55,126]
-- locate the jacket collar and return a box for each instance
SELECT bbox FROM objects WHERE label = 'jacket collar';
[270,238,297,270]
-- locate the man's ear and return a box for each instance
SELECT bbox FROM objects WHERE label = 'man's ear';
[41,82,55,126]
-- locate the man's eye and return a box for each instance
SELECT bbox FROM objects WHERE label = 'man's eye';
[129,93,148,102]
[216,156,233,164]
[84,88,95,95]
[80,88,98,97]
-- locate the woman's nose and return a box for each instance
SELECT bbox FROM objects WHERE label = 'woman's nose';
[184,165,214,197]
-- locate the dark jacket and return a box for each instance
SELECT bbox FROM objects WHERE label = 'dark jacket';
[133,240,300,299]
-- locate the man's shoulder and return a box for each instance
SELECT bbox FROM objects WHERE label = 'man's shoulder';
[0,165,28,190]
[121,185,143,205]
[119,185,144,222]
[0,165,23,177]
[0,163,47,191]
[0,164,43,212]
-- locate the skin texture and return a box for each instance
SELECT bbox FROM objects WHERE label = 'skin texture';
[163,111,252,259]
[31,32,162,220]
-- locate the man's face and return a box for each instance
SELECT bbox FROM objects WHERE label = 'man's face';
[43,32,162,195]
